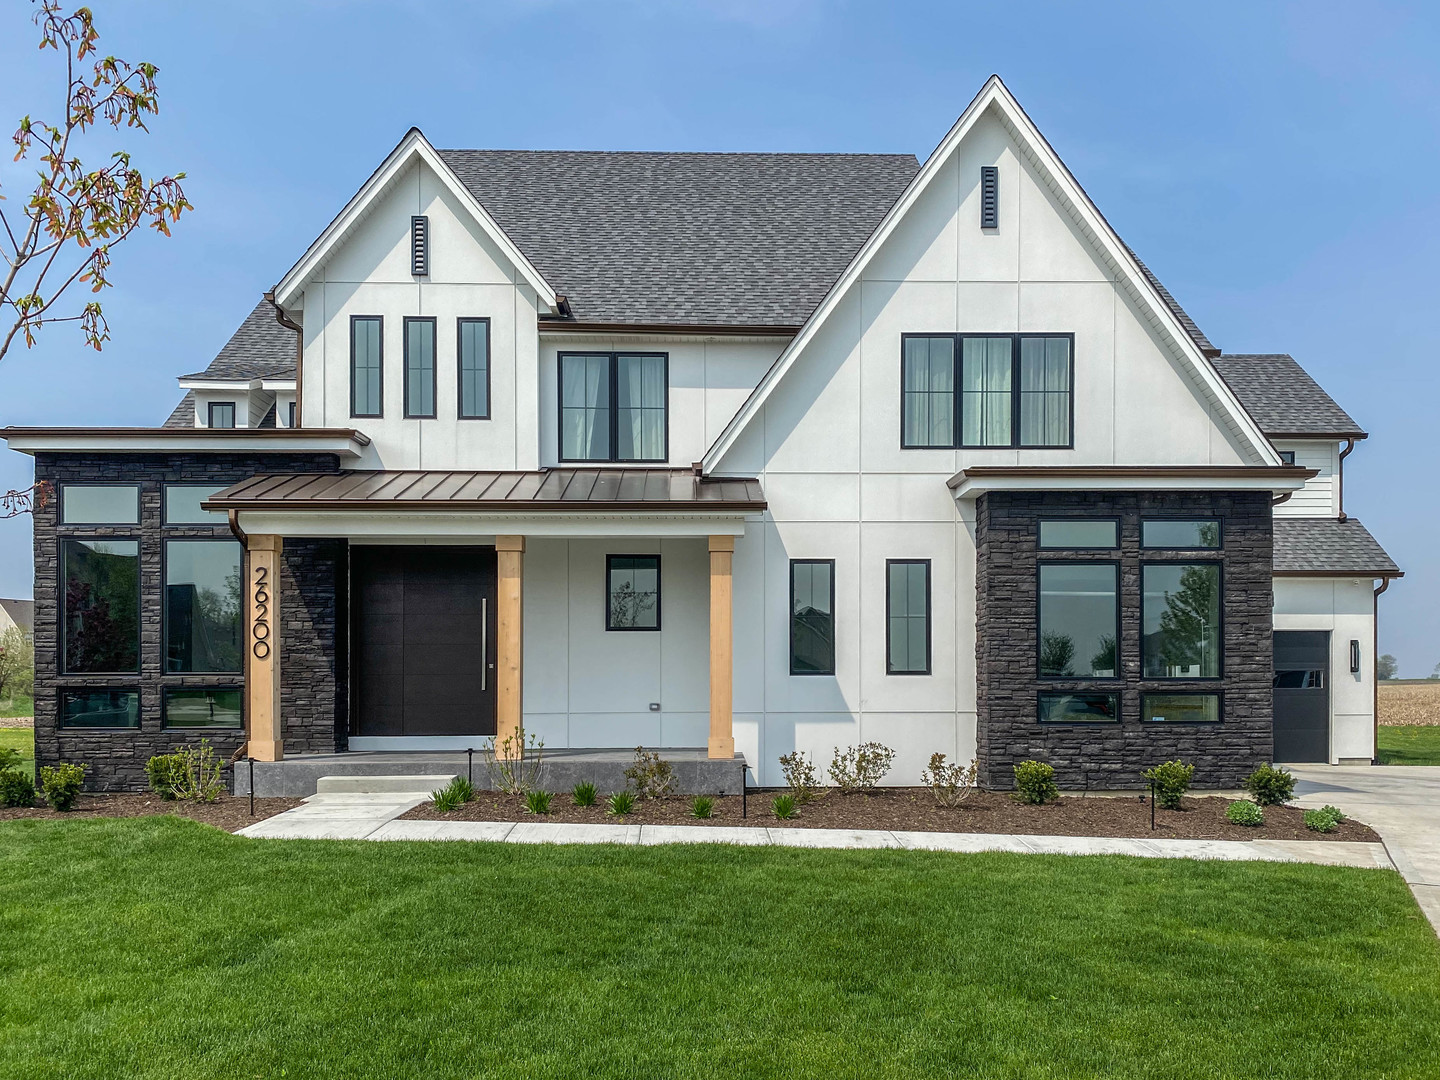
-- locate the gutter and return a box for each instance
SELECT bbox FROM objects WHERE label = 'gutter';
[1337,437,1356,520]
[1373,575,1395,764]
[265,291,304,427]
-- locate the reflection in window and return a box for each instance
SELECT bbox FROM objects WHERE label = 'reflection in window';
[60,690,139,728]
[1038,563,1118,678]
[790,560,835,675]
[164,688,243,728]
[1142,563,1221,678]
[1038,693,1119,724]
[61,485,138,524]
[1141,694,1220,723]
[607,555,660,630]
[63,540,140,673]
[1142,520,1221,549]
[1274,669,1325,689]
[165,540,243,672]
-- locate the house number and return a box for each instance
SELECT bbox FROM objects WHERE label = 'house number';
[252,565,272,660]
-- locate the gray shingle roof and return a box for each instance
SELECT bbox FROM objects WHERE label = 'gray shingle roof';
[165,301,296,425]
[163,392,196,429]
[1122,244,1215,355]
[1213,354,1365,438]
[1273,517,1399,576]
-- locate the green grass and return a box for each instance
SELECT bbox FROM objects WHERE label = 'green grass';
[0,819,1437,1078]
[1377,724,1440,766]
[0,726,33,780]
[0,693,33,718]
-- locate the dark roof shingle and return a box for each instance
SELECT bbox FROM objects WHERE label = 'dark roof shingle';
[1273,517,1399,576]
[165,301,296,424]
[1213,354,1365,438]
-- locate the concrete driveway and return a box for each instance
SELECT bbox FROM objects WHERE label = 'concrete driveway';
[1289,764,1440,933]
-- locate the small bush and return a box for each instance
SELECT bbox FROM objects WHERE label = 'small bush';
[607,790,637,817]
[1142,759,1195,810]
[1244,764,1296,807]
[778,751,822,804]
[524,789,553,815]
[431,777,468,813]
[624,747,676,799]
[486,730,545,795]
[771,793,797,820]
[1012,760,1058,805]
[39,762,87,812]
[1318,804,1346,823]
[828,742,896,792]
[922,752,978,808]
[1304,807,1342,833]
[572,781,598,807]
[0,769,34,808]
[0,747,22,772]
[690,795,715,819]
[145,752,186,800]
[1226,800,1264,826]
[169,740,226,804]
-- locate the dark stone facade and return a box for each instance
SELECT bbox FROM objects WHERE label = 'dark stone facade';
[974,490,1274,791]
[280,539,348,754]
[32,452,344,790]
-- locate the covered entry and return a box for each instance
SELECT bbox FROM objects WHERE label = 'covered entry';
[1273,630,1330,762]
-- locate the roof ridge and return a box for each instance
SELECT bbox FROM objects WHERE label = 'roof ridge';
[438,148,919,158]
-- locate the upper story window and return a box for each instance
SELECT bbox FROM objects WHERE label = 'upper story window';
[207,402,236,429]
[286,401,297,428]
[164,485,227,525]
[61,484,139,525]
[351,315,383,418]
[901,333,1073,449]
[458,318,490,419]
[1277,450,1296,465]
[559,352,667,463]
[404,317,437,419]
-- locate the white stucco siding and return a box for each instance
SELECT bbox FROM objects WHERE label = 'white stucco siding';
[1273,440,1341,518]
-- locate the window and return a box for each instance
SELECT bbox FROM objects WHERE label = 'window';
[1141,693,1221,724]
[207,402,236,429]
[1142,563,1221,678]
[165,540,243,672]
[61,485,138,525]
[1038,563,1119,678]
[1274,668,1325,689]
[287,400,297,428]
[559,353,667,462]
[606,555,660,630]
[1038,519,1118,550]
[60,690,139,729]
[1278,450,1296,465]
[886,560,930,674]
[164,688,243,729]
[62,540,140,673]
[1142,519,1221,549]
[164,485,226,525]
[458,318,490,419]
[351,315,383,418]
[404,316,437,419]
[899,334,1072,449]
[1039,693,1118,724]
[790,560,835,675]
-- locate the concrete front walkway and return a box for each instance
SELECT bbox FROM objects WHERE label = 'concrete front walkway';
[1290,764,1440,933]
[236,791,1392,871]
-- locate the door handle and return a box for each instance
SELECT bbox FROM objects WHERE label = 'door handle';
[480,597,487,692]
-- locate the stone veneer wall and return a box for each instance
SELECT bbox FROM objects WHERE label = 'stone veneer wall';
[279,539,348,755]
[974,490,1274,791]
[32,452,341,790]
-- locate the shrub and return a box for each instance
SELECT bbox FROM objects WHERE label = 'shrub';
[778,750,822,804]
[145,752,186,800]
[1244,764,1296,807]
[921,752,978,808]
[1304,807,1342,834]
[1226,800,1264,826]
[486,731,545,795]
[690,795,715,819]
[572,781,598,807]
[524,789,553,815]
[1012,760,1058,805]
[1318,804,1346,823]
[0,769,34,808]
[771,793,797,820]
[1142,760,1195,811]
[828,742,895,792]
[39,762,87,811]
[0,747,22,772]
[607,790,637,817]
[431,777,468,813]
[169,740,226,804]
[624,747,675,799]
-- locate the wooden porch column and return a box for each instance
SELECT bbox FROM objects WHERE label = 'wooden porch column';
[708,535,736,760]
[246,534,283,761]
[495,535,525,754]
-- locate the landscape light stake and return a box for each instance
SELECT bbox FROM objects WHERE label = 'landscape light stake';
[1149,778,1156,831]
[248,757,255,818]
[467,747,474,787]
[741,763,747,819]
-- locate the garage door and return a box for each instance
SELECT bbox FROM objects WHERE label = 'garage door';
[1273,630,1329,762]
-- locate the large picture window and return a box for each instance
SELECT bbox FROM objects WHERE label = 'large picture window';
[62,539,140,673]
[790,560,835,675]
[1038,563,1119,678]
[458,317,490,419]
[351,315,383,418]
[606,555,660,631]
[1142,563,1221,679]
[886,560,930,675]
[404,316,437,419]
[165,539,243,673]
[559,353,667,462]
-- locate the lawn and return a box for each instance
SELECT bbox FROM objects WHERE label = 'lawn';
[1378,725,1440,766]
[0,819,1436,1079]
[0,693,33,718]
[0,726,32,779]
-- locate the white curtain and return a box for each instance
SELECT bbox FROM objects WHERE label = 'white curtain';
[561,355,610,459]
[902,337,954,446]
[616,355,665,460]
[1019,337,1070,446]
[962,337,1012,446]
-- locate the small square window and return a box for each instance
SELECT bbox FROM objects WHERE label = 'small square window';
[1141,520,1221,549]
[1141,693,1221,724]
[60,690,139,729]
[1039,693,1119,724]
[606,555,660,631]
[164,688,243,728]
[1038,519,1118,550]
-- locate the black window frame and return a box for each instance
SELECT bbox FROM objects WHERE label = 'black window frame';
[162,484,228,526]
[899,332,1075,450]
[1140,518,1223,551]
[1037,691,1121,725]
[1036,559,1122,682]
[457,316,492,420]
[162,537,245,675]
[61,537,142,675]
[58,482,141,525]
[58,688,140,730]
[1278,450,1296,465]
[1140,692,1223,725]
[402,315,438,420]
[789,558,836,676]
[162,686,245,730]
[1140,560,1224,681]
[885,558,931,676]
[287,400,296,428]
[1037,518,1120,551]
[350,314,384,419]
[557,351,669,464]
[605,553,662,632]
[207,401,237,429]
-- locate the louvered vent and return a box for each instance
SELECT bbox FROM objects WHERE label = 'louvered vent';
[411,215,429,276]
[980,166,999,229]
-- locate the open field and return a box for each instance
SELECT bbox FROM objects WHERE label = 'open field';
[1379,681,1440,726]
[0,694,32,719]
[0,725,32,780]
[1378,726,1440,767]
[0,816,1435,1080]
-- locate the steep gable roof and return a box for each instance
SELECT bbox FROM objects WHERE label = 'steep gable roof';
[1212,354,1366,439]
[164,301,296,426]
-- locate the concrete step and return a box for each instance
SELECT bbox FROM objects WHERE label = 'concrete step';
[315,774,458,795]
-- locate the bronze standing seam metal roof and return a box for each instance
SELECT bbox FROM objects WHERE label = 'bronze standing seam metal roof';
[203,469,766,512]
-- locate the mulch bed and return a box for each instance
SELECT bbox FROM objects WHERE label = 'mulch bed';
[403,788,1379,843]
[0,794,302,832]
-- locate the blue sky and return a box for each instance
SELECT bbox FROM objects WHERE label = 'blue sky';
[1,0,1436,672]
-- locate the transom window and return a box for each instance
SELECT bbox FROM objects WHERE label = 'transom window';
[559,353,667,462]
[901,333,1072,449]
[1039,519,1118,550]
[61,484,138,525]
[1142,519,1221,550]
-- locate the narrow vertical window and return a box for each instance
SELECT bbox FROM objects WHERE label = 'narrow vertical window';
[790,560,835,675]
[560,353,613,461]
[207,402,236,429]
[1018,336,1071,447]
[410,215,429,276]
[886,560,930,675]
[901,336,955,448]
[961,337,1013,447]
[980,165,999,229]
[615,354,666,461]
[458,318,490,419]
[403,317,436,419]
[606,555,661,631]
[350,315,383,418]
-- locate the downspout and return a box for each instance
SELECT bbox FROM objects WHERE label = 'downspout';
[1372,576,1392,764]
[1337,438,1356,520]
[265,291,303,427]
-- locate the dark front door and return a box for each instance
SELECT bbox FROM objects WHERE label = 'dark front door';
[352,546,497,737]
[1273,630,1330,762]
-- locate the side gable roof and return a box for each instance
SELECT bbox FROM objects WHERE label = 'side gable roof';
[702,76,1278,472]
[1212,354,1366,439]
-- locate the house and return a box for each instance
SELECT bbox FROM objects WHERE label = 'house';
[1,77,1400,793]
[0,598,33,639]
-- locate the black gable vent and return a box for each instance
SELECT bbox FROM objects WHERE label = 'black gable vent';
[411,215,429,276]
[980,166,999,229]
